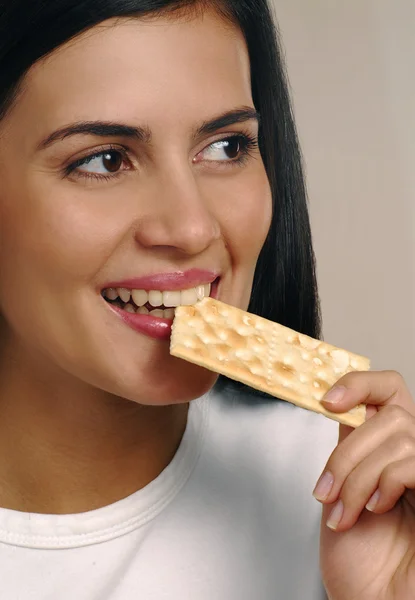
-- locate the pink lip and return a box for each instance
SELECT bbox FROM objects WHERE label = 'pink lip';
[109,307,174,341]
[103,272,220,341]
[103,269,219,291]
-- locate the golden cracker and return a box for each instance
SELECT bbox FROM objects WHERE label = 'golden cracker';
[170,298,370,427]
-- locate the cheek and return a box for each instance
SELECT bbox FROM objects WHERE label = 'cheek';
[213,168,272,267]
[0,176,127,294]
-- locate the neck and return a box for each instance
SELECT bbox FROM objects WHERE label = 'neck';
[0,342,189,515]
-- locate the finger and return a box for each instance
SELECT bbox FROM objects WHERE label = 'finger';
[338,408,377,444]
[321,370,414,414]
[320,434,415,532]
[367,457,415,514]
[313,405,415,505]
[337,424,354,445]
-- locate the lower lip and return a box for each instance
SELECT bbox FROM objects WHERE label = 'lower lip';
[110,306,173,341]
[106,280,219,340]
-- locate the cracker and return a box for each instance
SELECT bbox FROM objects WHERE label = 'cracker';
[170,298,370,427]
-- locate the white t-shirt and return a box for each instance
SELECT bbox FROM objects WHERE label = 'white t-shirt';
[0,389,338,599]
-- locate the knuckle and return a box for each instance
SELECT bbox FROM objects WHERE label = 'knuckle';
[383,404,408,427]
[393,433,415,456]
[385,369,407,392]
[385,369,405,384]
[380,462,402,488]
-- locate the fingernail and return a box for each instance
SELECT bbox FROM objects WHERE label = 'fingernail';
[366,489,380,512]
[313,471,334,501]
[326,499,344,530]
[323,386,346,405]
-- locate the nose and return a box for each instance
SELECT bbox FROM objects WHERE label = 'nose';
[133,167,221,256]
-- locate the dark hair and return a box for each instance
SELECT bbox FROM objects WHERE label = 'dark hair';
[0,0,321,395]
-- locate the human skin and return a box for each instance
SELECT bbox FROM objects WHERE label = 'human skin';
[0,10,272,513]
[318,373,415,599]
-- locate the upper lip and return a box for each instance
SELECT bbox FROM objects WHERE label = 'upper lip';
[102,269,219,292]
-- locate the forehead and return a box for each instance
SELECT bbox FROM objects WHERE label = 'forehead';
[14,11,252,135]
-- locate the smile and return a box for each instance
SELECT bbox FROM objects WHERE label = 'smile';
[101,271,219,341]
[102,283,212,319]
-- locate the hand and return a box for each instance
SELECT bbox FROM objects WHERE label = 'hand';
[315,370,415,600]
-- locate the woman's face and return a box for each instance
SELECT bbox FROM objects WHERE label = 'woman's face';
[0,10,272,405]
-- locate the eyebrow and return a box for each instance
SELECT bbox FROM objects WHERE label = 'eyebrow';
[37,107,260,151]
[196,107,260,136]
[37,122,151,150]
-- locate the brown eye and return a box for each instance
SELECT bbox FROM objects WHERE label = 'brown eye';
[102,151,123,173]
[221,137,241,159]
[67,147,131,180]
[196,134,257,164]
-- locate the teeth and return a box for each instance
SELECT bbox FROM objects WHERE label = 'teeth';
[149,309,164,318]
[148,290,163,308]
[180,288,199,306]
[124,303,136,313]
[196,284,211,300]
[105,283,212,308]
[138,306,149,315]
[118,288,131,303]
[195,285,206,300]
[105,288,118,301]
[163,291,181,307]
[132,290,148,307]
[140,284,211,308]
[163,308,175,319]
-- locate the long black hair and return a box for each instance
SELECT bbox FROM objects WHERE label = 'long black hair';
[0,0,321,394]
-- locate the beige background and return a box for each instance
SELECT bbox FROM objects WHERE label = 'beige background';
[272,1,415,394]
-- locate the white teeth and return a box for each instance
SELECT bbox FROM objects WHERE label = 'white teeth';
[180,288,199,306]
[105,282,212,308]
[138,306,149,315]
[163,308,175,319]
[195,284,205,300]
[163,291,182,307]
[132,290,148,307]
[124,303,136,313]
[118,288,131,303]
[148,290,163,308]
[105,288,118,301]
[149,309,164,318]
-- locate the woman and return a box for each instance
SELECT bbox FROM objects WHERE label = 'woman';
[0,0,414,598]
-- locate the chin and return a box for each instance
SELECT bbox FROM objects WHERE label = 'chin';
[147,363,218,406]
[113,360,219,407]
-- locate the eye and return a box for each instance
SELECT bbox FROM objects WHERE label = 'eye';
[195,133,258,165]
[64,147,132,181]
[76,150,125,174]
